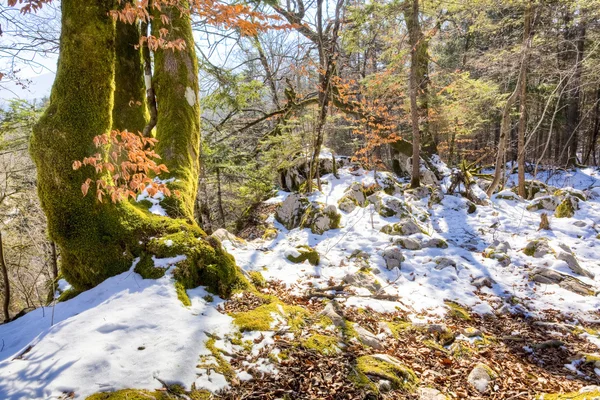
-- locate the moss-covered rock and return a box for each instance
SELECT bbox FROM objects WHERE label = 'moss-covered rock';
[523,238,553,258]
[482,248,511,266]
[555,197,577,218]
[381,219,426,236]
[275,193,310,230]
[537,388,600,399]
[134,253,167,279]
[249,271,267,288]
[286,245,320,266]
[300,203,341,234]
[355,354,418,393]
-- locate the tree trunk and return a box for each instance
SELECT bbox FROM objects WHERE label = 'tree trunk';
[0,232,10,322]
[113,3,148,133]
[406,0,422,188]
[50,241,58,280]
[152,1,201,219]
[517,1,534,198]
[30,0,244,296]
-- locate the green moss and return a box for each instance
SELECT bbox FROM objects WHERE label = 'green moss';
[301,334,340,355]
[387,321,417,338]
[450,342,474,358]
[249,271,267,288]
[152,2,201,220]
[232,301,309,332]
[355,355,418,393]
[555,198,575,218]
[147,231,249,298]
[134,253,167,279]
[537,392,600,400]
[112,10,148,133]
[467,201,477,214]
[57,287,81,303]
[86,390,164,400]
[423,339,450,353]
[286,245,320,266]
[262,227,278,240]
[175,281,191,307]
[554,189,586,202]
[445,301,471,321]
[204,337,235,380]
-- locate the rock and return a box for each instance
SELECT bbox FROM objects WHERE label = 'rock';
[527,195,560,212]
[472,276,495,289]
[467,364,496,393]
[493,240,511,253]
[462,327,482,338]
[277,156,347,191]
[531,267,596,296]
[275,193,309,230]
[320,303,345,328]
[466,201,477,214]
[382,247,404,270]
[418,388,446,400]
[423,238,448,249]
[343,182,369,206]
[343,272,382,293]
[556,248,595,279]
[554,188,587,202]
[210,228,247,249]
[357,353,418,391]
[394,237,422,250]
[428,188,445,207]
[554,196,578,218]
[337,196,357,213]
[421,169,439,186]
[512,180,553,199]
[573,220,587,227]
[427,323,455,345]
[301,203,341,235]
[523,239,553,258]
[483,246,511,267]
[495,189,520,201]
[381,218,424,236]
[354,324,384,350]
[405,186,432,201]
[286,245,320,266]
[434,257,456,270]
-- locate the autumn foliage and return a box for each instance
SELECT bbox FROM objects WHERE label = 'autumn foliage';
[72,130,174,203]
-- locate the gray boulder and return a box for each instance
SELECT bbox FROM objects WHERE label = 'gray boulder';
[394,237,422,250]
[382,247,404,270]
[467,364,496,393]
[381,218,424,236]
[275,193,309,230]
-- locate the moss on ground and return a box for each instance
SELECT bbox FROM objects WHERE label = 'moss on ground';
[134,253,167,280]
[57,288,81,303]
[286,245,320,266]
[175,281,191,307]
[355,355,418,393]
[445,301,471,320]
[204,337,236,380]
[86,388,212,400]
[301,334,340,355]
[538,392,600,400]
[249,271,267,288]
[231,301,309,332]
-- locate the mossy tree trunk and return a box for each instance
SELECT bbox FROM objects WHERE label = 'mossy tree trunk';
[113,3,148,133]
[151,1,201,220]
[30,1,245,295]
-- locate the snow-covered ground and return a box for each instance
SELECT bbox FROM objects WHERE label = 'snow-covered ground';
[1,164,600,399]
[231,166,600,320]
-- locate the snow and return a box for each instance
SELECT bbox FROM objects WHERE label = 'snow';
[227,166,600,321]
[0,262,233,399]
[2,162,600,398]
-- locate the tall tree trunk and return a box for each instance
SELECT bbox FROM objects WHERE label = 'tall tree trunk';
[152,1,201,219]
[30,0,244,296]
[50,241,58,280]
[517,1,534,198]
[0,232,10,322]
[113,3,148,133]
[406,0,422,188]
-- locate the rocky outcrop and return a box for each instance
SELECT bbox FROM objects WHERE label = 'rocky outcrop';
[523,238,553,258]
[531,267,596,296]
[382,247,404,270]
[275,193,310,230]
[368,192,411,218]
[381,219,425,236]
[555,244,595,278]
[277,155,348,192]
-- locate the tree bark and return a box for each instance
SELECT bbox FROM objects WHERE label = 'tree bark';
[152,1,201,219]
[517,1,534,198]
[406,0,422,188]
[0,232,10,322]
[113,3,148,133]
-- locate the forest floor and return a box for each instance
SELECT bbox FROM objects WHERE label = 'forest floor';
[1,163,600,399]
